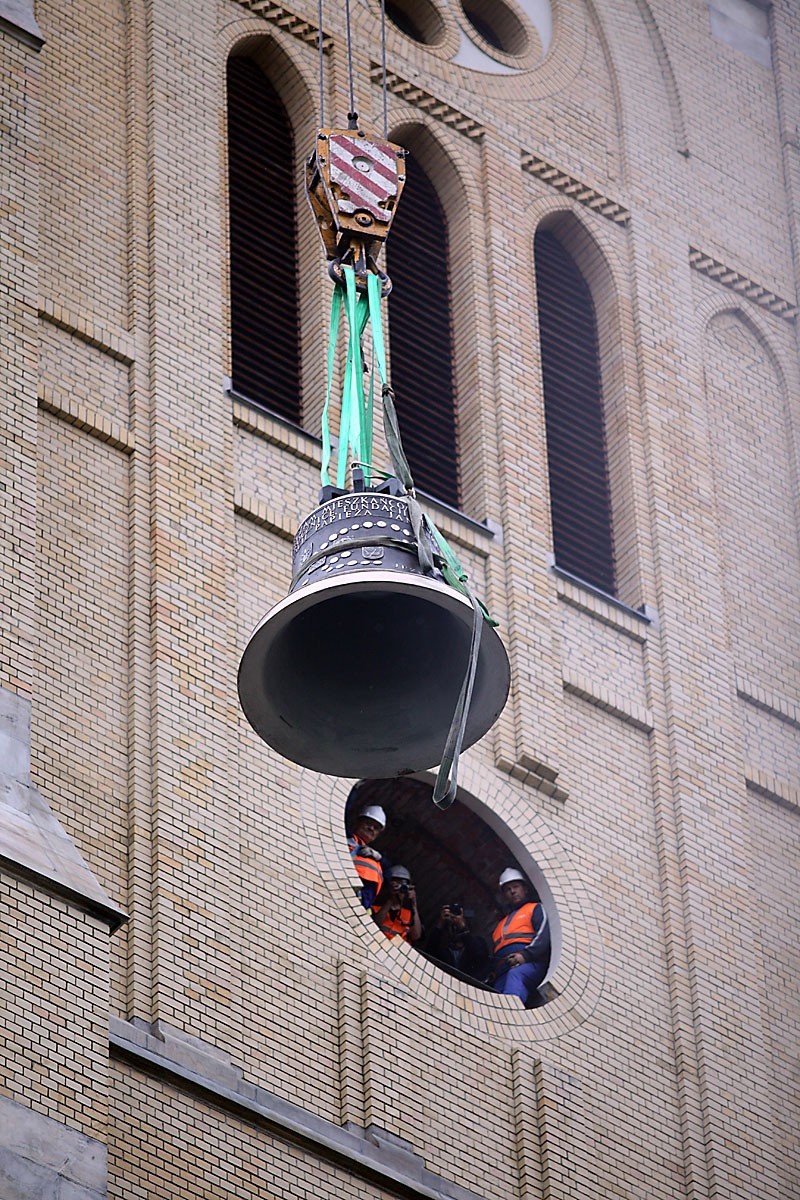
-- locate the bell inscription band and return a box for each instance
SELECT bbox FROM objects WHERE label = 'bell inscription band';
[237,488,511,778]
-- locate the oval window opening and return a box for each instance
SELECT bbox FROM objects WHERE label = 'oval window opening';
[384,0,446,45]
[461,0,529,56]
[345,777,554,1008]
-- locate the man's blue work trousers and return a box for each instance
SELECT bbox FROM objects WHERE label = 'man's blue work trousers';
[495,960,547,1004]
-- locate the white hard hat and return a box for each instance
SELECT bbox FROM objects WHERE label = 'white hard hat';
[358,805,386,827]
[391,864,411,881]
[499,868,526,888]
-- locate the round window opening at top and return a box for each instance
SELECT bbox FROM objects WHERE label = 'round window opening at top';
[346,777,556,1009]
[460,0,530,56]
[383,0,447,45]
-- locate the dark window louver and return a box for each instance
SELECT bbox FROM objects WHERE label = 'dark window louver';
[534,229,616,594]
[227,58,300,424]
[385,156,459,508]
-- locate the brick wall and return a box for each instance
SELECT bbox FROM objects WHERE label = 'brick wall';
[1,0,798,1196]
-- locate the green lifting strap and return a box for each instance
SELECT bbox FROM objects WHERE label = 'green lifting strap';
[319,266,499,810]
[321,267,372,488]
[365,275,496,806]
[320,284,343,487]
[342,267,370,487]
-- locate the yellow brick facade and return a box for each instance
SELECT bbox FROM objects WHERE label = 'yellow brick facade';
[1,0,798,1197]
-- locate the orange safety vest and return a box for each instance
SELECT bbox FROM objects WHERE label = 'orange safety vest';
[349,838,383,892]
[492,902,540,954]
[374,902,415,942]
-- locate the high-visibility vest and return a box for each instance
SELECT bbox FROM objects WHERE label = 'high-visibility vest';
[349,838,383,892]
[492,902,540,954]
[375,903,415,942]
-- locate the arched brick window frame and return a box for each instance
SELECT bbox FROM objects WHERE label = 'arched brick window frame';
[382,122,488,517]
[533,211,640,603]
[224,39,319,430]
[385,146,459,507]
[534,225,616,593]
[226,56,301,423]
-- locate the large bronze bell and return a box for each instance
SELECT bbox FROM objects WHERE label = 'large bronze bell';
[238,488,510,777]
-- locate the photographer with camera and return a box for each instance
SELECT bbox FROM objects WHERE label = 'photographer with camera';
[424,902,490,982]
[372,865,422,944]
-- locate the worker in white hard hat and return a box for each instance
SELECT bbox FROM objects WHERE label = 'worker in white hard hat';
[373,864,422,944]
[347,806,387,909]
[489,868,550,1006]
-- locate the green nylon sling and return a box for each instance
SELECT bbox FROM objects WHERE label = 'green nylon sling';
[319,268,495,808]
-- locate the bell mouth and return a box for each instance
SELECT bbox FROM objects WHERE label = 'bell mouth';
[238,570,510,777]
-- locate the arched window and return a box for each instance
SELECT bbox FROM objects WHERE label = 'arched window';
[227,57,300,424]
[534,228,616,595]
[385,155,459,508]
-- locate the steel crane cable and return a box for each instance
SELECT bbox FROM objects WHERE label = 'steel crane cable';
[345,0,357,119]
[317,0,389,132]
[380,0,388,138]
[317,0,325,126]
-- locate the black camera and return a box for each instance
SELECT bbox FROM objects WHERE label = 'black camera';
[398,882,410,894]
[450,903,463,916]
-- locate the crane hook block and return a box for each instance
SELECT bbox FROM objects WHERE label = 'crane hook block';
[306,126,407,294]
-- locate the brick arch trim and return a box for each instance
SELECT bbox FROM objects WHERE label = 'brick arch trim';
[694,294,792,400]
[385,111,490,514]
[218,21,322,424]
[519,195,646,604]
[299,757,605,1041]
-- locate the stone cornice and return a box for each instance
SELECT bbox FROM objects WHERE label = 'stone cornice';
[110,1017,486,1200]
[0,689,126,932]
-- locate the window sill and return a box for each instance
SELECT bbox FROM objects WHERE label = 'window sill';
[230,390,321,467]
[229,387,497,556]
[551,562,655,640]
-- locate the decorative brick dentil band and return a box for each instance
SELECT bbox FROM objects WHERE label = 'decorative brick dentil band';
[232,0,332,49]
[521,151,630,224]
[689,247,798,320]
[369,64,485,139]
